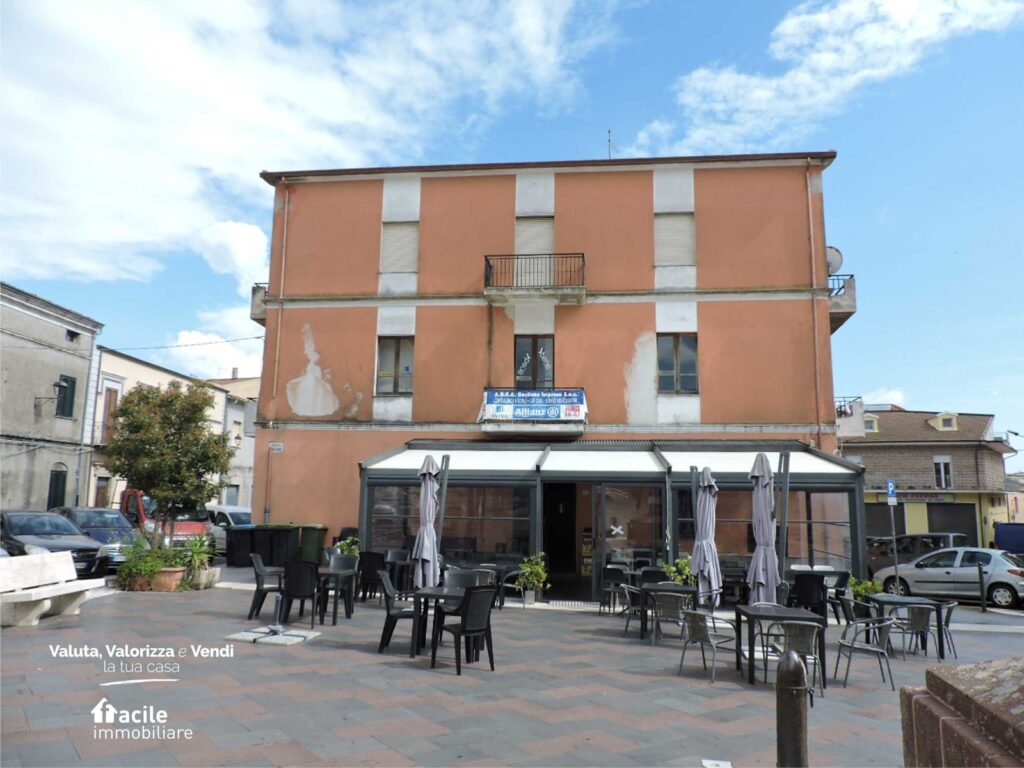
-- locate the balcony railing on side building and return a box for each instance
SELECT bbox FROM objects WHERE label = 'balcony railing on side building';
[828,274,853,297]
[484,253,585,290]
[834,396,863,419]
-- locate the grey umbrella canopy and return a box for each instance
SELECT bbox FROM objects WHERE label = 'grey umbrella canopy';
[692,467,723,608]
[746,453,781,604]
[411,455,441,588]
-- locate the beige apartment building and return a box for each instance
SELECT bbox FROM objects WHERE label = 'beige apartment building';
[250,151,867,596]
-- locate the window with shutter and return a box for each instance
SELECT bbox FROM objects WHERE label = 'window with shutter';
[514,218,555,287]
[380,223,419,273]
[56,375,76,418]
[654,213,695,266]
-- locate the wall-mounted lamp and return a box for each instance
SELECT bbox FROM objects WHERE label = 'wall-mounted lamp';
[34,379,68,404]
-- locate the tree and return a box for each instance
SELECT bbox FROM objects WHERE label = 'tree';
[106,382,233,545]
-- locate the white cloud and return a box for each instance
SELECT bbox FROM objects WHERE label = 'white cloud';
[158,306,264,380]
[193,222,269,298]
[1,0,615,282]
[629,0,1024,156]
[863,386,906,407]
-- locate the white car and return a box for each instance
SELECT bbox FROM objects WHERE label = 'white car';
[205,505,252,554]
[874,547,1024,609]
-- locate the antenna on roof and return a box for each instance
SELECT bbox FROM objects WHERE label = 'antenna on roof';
[607,129,619,159]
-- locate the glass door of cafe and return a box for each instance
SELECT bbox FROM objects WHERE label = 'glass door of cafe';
[594,484,665,597]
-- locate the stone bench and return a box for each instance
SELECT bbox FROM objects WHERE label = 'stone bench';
[0,551,105,627]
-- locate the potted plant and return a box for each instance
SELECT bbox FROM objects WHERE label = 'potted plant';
[335,536,360,556]
[152,548,188,592]
[661,556,694,585]
[116,539,161,591]
[181,535,218,590]
[847,576,882,617]
[514,552,550,605]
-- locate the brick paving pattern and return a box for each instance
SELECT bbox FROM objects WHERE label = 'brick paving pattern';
[2,582,1022,767]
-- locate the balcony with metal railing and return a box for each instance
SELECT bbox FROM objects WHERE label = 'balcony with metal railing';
[250,283,269,325]
[483,253,585,305]
[828,273,856,332]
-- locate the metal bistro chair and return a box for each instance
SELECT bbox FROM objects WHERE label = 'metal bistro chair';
[939,601,958,659]
[599,565,627,615]
[678,609,737,683]
[749,601,786,682]
[620,584,643,636]
[834,616,896,691]
[431,585,499,675]
[767,620,824,699]
[498,568,525,610]
[650,590,690,646]
[377,571,416,653]
[247,553,282,620]
[890,604,941,660]
[825,571,852,624]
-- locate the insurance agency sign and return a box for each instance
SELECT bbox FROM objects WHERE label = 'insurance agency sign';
[479,389,588,422]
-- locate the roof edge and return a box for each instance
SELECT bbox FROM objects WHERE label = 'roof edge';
[260,151,837,186]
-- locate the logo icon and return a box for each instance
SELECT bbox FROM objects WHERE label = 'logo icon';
[91,698,117,724]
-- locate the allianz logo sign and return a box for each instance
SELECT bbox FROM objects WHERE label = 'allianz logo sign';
[90,698,193,740]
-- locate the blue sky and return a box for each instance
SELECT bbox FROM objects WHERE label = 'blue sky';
[2,0,1022,470]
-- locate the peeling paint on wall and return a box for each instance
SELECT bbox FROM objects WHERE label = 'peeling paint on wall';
[286,324,339,417]
[623,332,657,424]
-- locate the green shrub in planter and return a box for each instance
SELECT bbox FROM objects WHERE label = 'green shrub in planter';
[848,575,883,602]
[515,552,551,592]
[335,536,360,556]
[661,557,695,585]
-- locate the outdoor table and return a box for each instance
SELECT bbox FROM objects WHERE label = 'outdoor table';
[734,604,828,687]
[409,585,466,658]
[868,593,945,659]
[638,583,697,639]
[318,567,357,625]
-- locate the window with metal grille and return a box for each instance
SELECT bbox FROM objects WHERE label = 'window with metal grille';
[514,335,554,389]
[376,337,414,395]
[656,334,698,394]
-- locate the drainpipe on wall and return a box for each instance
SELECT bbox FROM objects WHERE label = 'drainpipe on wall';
[270,185,290,420]
[805,160,824,449]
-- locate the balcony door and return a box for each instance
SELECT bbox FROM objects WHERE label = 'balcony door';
[514,217,554,287]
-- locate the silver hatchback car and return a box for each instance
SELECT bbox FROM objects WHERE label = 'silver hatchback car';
[874,547,1024,609]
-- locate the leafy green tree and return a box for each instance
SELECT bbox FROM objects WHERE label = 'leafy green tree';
[106,382,233,545]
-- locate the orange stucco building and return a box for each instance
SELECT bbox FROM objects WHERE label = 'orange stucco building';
[251,152,866,596]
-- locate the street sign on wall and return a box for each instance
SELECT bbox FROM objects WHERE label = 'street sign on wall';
[479,389,587,422]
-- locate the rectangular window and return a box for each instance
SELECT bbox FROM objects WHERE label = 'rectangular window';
[101,387,118,443]
[376,337,414,395]
[656,334,698,394]
[654,213,696,266]
[514,335,554,389]
[514,216,554,254]
[95,477,110,508]
[55,375,76,418]
[934,456,952,489]
[380,222,419,273]
[225,485,240,506]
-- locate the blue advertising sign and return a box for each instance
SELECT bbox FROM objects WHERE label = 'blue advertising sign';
[480,390,587,422]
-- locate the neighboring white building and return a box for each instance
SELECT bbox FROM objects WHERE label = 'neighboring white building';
[206,373,260,508]
[1,283,103,510]
[87,349,254,510]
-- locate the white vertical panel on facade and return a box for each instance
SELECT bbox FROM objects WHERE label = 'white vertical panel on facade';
[654,214,696,266]
[516,172,555,216]
[382,176,421,222]
[377,306,416,336]
[380,222,419,273]
[655,300,697,332]
[653,167,694,212]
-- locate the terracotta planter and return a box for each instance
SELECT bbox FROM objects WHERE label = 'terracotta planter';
[123,575,152,592]
[152,567,186,593]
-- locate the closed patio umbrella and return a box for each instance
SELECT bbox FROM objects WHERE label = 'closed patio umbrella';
[411,455,441,589]
[692,467,723,608]
[746,453,781,604]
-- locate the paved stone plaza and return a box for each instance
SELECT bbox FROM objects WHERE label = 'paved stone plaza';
[2,578,1022,768]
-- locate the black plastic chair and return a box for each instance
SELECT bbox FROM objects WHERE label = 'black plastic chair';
[431,585,499,675]
[377,571,416,653]
[790,573,828,617]
[332,526,359,546]
[385,549,411,590]
[358,551,386,602]
[247,553,282,620]
[280,560,322,630]
[599,565,627,614]
[320,551,358,623]
[639,566,666,585]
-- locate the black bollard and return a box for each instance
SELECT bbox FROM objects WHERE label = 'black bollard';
[777,650,809,768]
[978,563,987,613]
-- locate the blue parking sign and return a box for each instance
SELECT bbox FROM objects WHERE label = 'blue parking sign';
[886,480,896,497]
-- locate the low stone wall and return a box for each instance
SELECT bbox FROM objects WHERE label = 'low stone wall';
[901,657,1023,767]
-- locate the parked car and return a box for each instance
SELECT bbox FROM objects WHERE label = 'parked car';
[866,532,968,577]
[205,505,253,554]
[50,507,145,571]
[120,489,210,544]
[0,510,110,578]
[874,547,1024,609]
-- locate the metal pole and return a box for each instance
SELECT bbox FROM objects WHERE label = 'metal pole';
[978,563,987,612]
[889,504,899,591]
[777,452,791,578]
[776,650,809,768]
[436,454,450,545]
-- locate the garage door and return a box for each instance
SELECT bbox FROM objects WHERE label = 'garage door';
[866,503,905,538]
[926,503,978,546]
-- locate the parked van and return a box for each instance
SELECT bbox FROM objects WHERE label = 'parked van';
[995,523,1024,555]
[120,490,210,544]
